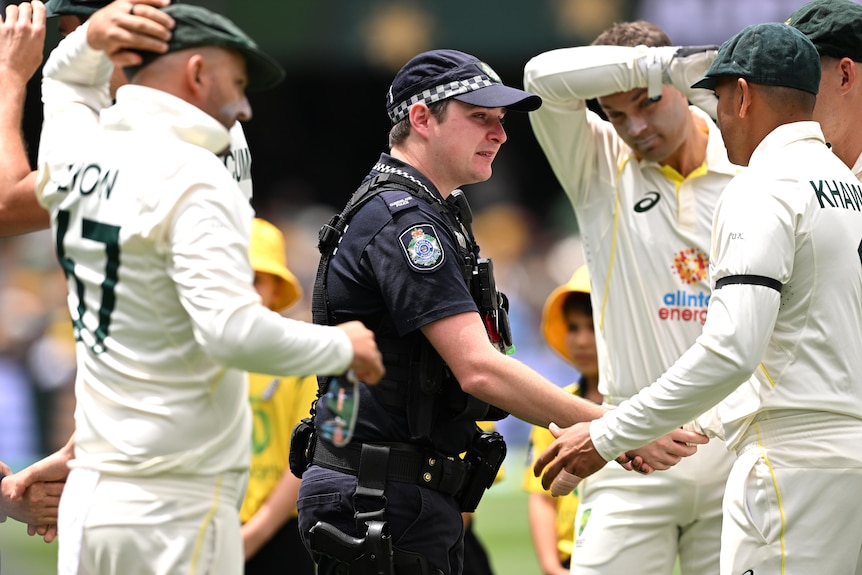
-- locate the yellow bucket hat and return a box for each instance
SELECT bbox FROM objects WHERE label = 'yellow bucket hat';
[249,218,303,311]
[541,264,591,365]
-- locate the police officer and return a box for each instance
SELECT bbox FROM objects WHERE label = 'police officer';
[294,49,703,575]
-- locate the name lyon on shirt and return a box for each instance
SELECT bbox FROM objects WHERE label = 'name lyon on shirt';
[659,290,710,325]
[57,161,119,199]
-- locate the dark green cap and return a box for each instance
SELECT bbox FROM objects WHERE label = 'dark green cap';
[691,23,820,95]
[787,0,862,63]
[128,4,285,92]
[45,0,111,18]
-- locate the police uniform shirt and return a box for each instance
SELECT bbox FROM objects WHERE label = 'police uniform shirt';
[591,121,862,456]
[317,153,480,455]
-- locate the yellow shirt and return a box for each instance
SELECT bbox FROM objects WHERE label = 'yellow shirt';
[522,383,581,564]
[239,373,318,523]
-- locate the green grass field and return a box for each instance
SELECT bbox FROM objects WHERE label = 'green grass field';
[0,447,680,574]
[0,449,540,575]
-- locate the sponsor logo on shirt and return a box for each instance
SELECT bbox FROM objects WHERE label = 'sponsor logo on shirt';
[659,248,710,325]
[633,191,661,213]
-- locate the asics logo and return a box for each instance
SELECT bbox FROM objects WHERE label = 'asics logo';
[634,191,660,212]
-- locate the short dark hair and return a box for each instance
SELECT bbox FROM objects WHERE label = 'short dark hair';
[758,84,817,115]
[388,99,450,148]
[592,20,672,48]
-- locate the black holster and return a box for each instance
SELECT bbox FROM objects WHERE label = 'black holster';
[289,417,316,478]
[309,443,443,575]
[455,430,507,513]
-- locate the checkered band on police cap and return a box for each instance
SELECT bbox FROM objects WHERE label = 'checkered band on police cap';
[386,49,541,124]
[388,75,496,124]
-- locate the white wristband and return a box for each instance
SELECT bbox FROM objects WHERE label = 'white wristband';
[550,470,582,497]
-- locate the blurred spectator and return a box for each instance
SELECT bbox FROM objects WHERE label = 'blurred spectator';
[637,0,862,45]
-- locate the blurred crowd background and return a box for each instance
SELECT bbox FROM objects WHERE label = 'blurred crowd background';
[2,0,849,470]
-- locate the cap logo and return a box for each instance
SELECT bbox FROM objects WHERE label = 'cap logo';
[479,62,501,83]
[387,75,496,124]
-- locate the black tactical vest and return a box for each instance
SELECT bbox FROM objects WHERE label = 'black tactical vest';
[312,172,511,444]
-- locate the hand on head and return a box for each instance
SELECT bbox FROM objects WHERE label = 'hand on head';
[86,0,174,67]
[0,1,47,83]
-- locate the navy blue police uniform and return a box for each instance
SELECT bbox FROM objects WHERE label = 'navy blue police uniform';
[293,47,541,575]
[296,153,483,575]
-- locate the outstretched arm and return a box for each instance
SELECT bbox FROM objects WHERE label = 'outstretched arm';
[534,422,706,491]
[1,434,74,543]
[0,1,49,236]
[5,434,75,499]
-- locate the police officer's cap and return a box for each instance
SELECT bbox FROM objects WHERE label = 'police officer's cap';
[787,0,862,64]
[386,49,542,124]
[125,4,285,92]
[691,23,820,95]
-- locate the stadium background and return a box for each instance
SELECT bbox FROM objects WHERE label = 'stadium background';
[1,0,853,573]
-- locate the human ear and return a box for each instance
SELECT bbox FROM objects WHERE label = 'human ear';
[408,102,432,135]
[737,78,751,119]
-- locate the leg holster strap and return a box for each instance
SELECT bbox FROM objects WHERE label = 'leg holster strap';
[353,444,389,531]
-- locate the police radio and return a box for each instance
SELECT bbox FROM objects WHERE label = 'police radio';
[473,258,514,355]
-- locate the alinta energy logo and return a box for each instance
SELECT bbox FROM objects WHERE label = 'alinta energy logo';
[660,248,710,325]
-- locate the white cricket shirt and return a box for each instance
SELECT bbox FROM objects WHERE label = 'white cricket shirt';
[39,22,254,200]
[36,85,352,476]
[590,122,862,456]
[524,46,741,407]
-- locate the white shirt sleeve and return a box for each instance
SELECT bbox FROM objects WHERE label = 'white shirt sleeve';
[38,21,112,169]
[524,45,673,102]
[589,174,792,460]
[168,180,353,378]
[523,46,640,208]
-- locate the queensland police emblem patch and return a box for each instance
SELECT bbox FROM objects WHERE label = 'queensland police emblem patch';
[399,224,444,271]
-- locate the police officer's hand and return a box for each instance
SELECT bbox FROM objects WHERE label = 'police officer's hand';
[336,320,384,385]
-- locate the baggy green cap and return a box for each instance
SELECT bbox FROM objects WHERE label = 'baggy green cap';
[128,4,285,92]
[44,0,111,18]
[691,22,820,95]
[787,0,862,63]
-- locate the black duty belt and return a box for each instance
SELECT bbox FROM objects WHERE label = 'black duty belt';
[312,438,468,497]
